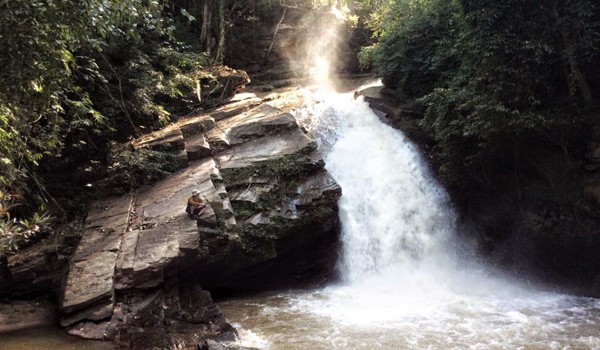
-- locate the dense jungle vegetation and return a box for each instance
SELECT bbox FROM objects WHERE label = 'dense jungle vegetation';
[0,0,288,255]
[2,0,600,265]
[361,0,600,191]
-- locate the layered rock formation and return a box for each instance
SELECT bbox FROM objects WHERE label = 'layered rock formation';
[57,88,341,348]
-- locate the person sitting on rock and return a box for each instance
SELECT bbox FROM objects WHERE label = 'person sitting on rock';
[186,189,206,219]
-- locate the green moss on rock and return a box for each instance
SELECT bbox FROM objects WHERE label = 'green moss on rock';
[221,151,322,186]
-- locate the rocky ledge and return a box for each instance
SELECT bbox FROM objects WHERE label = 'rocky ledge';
[54,87,340,348]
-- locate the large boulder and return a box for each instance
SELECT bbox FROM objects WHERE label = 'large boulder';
[54,85,341,348]
[200,66,251,107]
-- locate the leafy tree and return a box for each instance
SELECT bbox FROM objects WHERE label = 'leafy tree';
[0,0,166,204]
[362,0,600,187]
[0,0,211,255]
[362,0,462,96]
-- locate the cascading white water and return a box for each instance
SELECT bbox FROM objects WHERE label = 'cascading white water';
[293,87,545,323]
[220,88,600,350]
[299,87,457,283]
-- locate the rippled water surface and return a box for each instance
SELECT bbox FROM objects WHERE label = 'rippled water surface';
[220,288,600,350]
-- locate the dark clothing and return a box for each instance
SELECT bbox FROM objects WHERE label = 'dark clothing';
[186,194,206,218]
[186,205,201,216]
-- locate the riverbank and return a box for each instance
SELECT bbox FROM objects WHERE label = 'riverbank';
[0,298,56,333]
[0,326,114,350]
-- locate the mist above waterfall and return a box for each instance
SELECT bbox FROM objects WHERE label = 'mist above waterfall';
[283,5,355,91]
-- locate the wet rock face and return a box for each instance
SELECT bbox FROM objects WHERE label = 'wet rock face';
[56,86,341,347]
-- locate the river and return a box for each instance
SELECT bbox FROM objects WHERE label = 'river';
[218,86,600,350]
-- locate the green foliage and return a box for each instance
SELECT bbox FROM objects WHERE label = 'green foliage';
[84,43,208,137]
[230,202,257,222]
[0,191,52,257]
[365,0,462,95]
[0,0,167,219]
[95,146,181,196]
[0,0,215,223]
[363,0,600,186]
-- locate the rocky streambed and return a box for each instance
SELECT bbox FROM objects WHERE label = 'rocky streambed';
[0,83,342,349]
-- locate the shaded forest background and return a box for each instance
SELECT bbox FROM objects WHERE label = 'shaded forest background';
[2,0,600,287]
[361,0,600,286]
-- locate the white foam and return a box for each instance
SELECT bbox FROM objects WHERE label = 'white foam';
[277,87,600,348]
[226,326,270,349]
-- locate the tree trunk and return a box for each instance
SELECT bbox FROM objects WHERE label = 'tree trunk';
[200,0,213,55]
[252,0,257,59]
[555,10,594,108]
[267,7,287,58]
[215,0,226,64]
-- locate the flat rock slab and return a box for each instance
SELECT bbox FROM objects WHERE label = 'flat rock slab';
[130,227,180,288]
[61,195,133,316]
[114,229,141,290]
[131,124,184,151]
[114,225,200,291]
[207,103,294,151]
[71,228,123,263]
[258,88,306,113]
[85,194,132,231]
[136,158,222,224]
[224,92,258,104]
[216,129,314,170]
[62,251,118,313]
[177,113,216,137]
[210,97,262,121]
[70,147,223,308]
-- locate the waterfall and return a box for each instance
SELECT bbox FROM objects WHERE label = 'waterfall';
[294,86,551,325]
[221,88,600,350]
[298,87,458,282]
[290,6,460,283]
